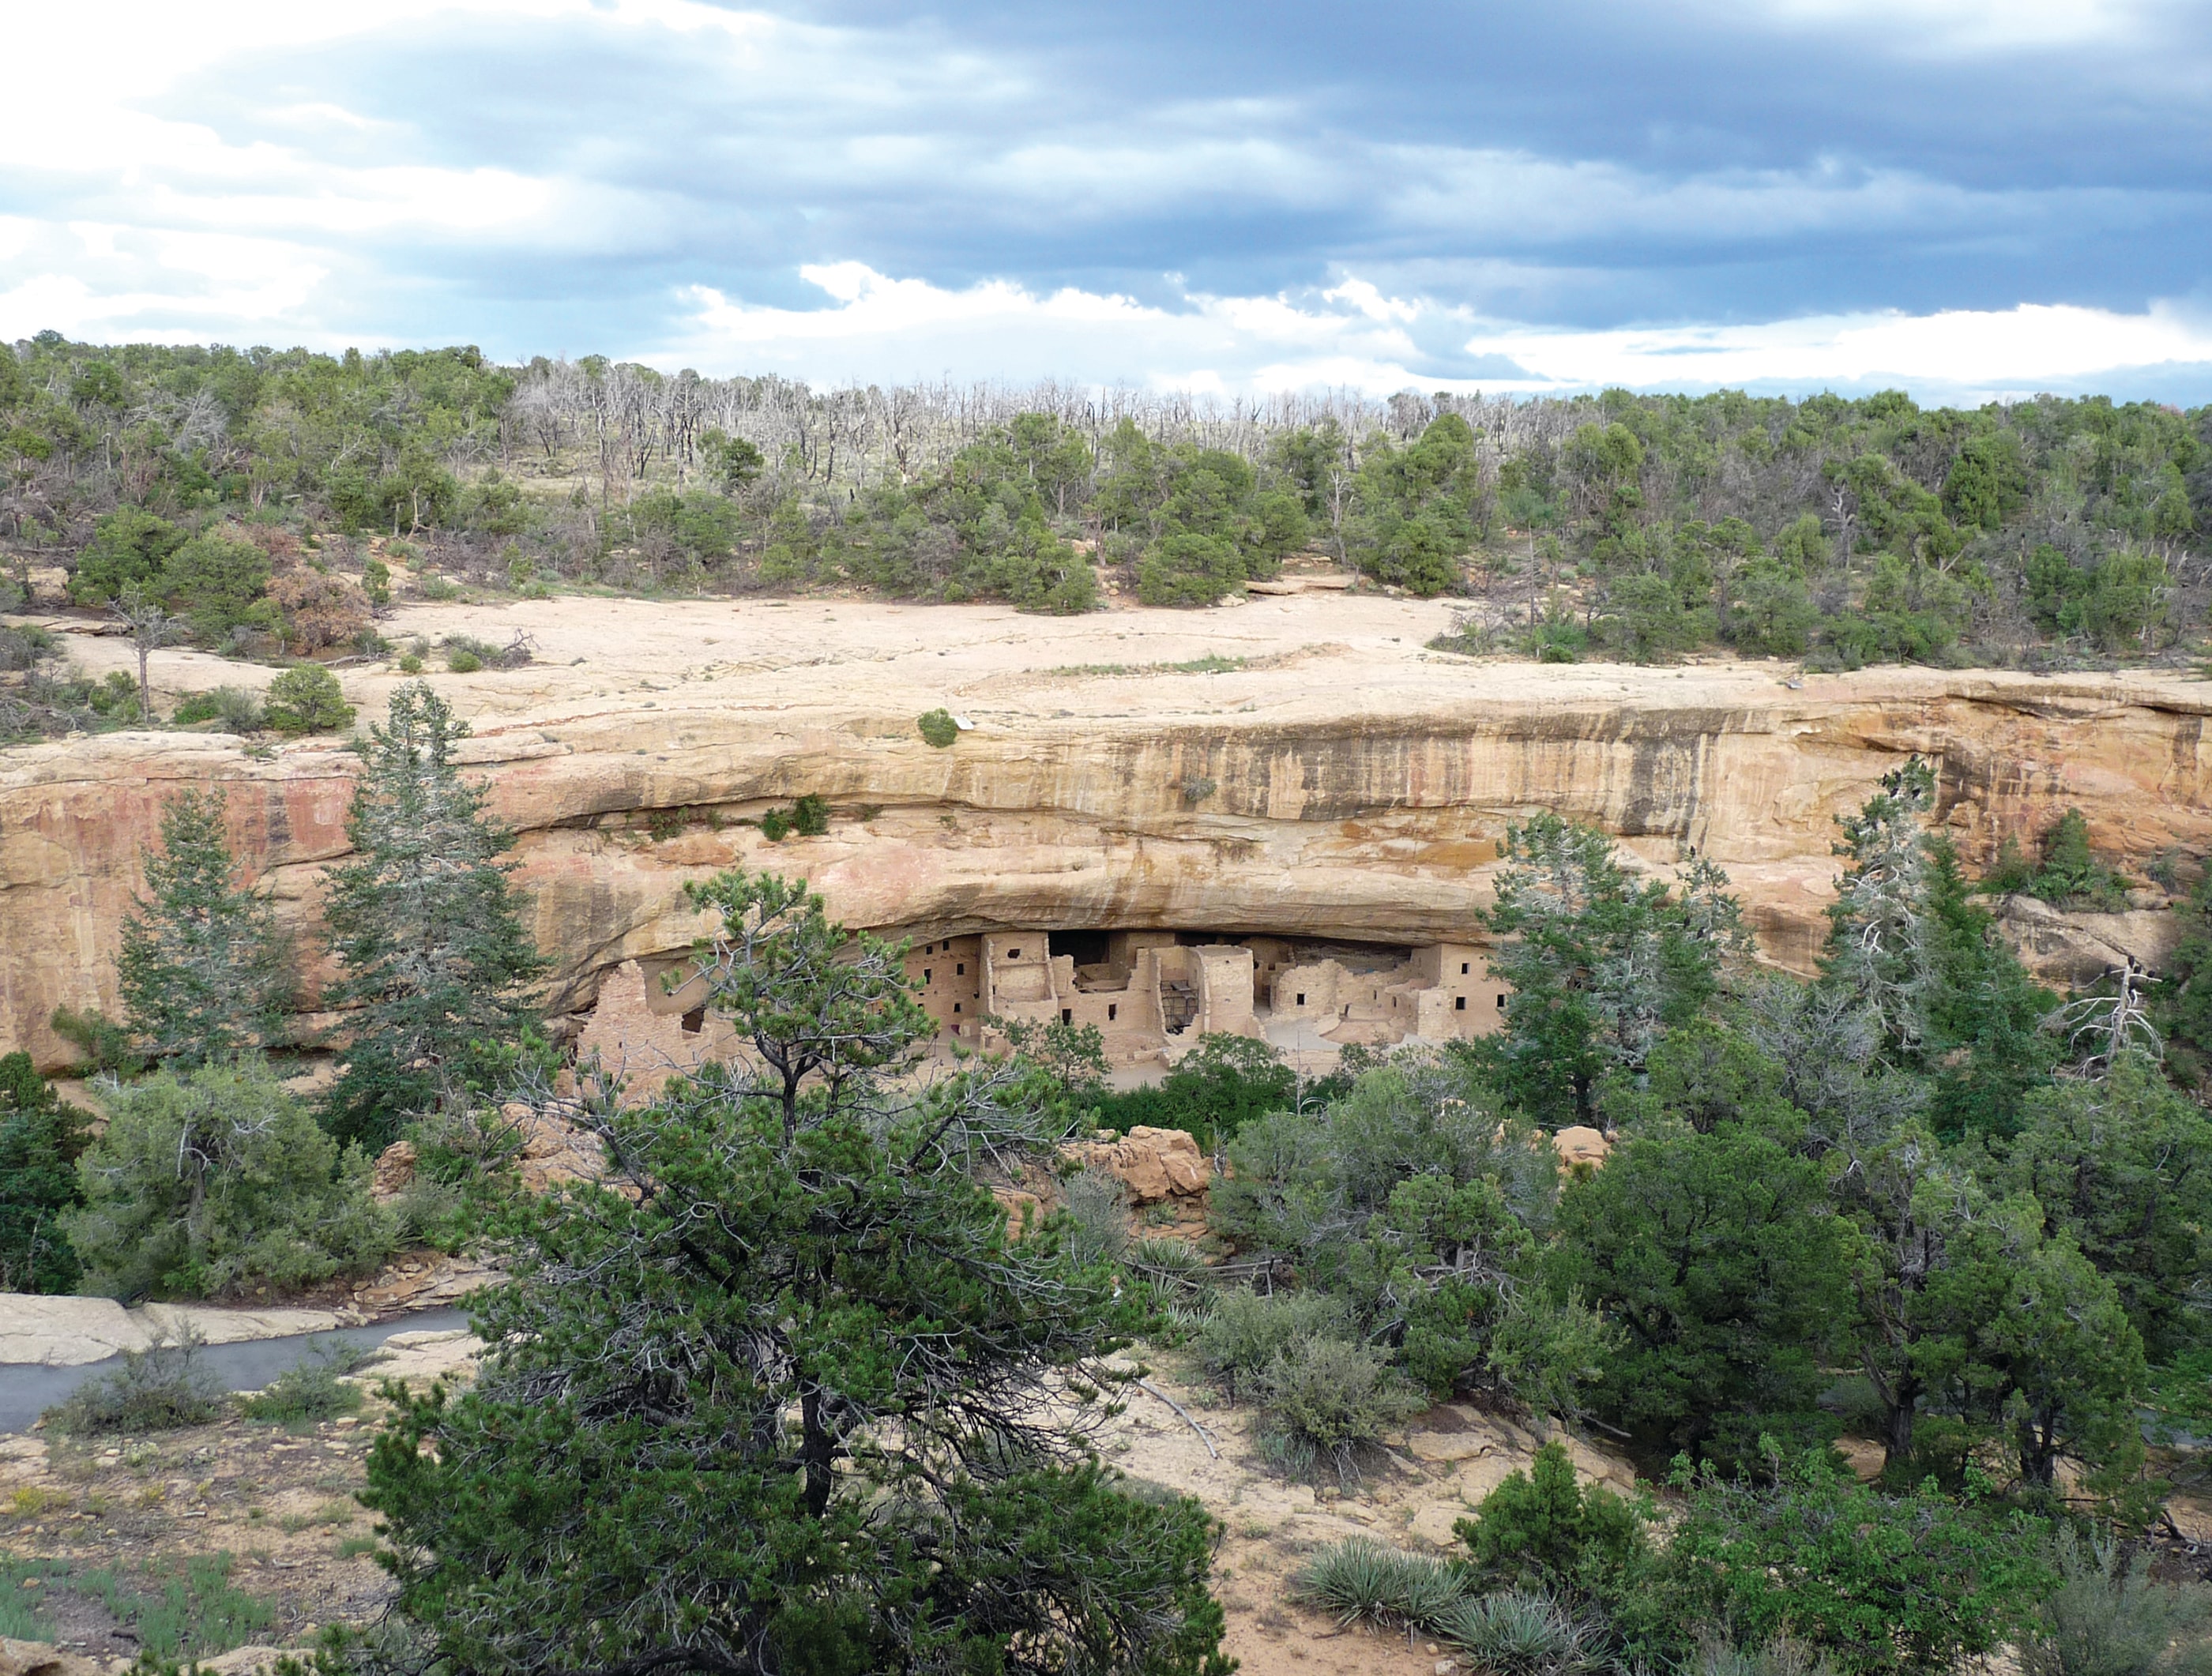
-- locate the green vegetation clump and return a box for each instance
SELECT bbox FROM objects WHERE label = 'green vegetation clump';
[237,1339,379,1424]
[0,1051,91,1294]
[917,707,961,747]
[43,1336,228,1434]
[171,685,266,731]
[1985,808,2133,911]
[66,1057,391,1299]
[263,663,355,733]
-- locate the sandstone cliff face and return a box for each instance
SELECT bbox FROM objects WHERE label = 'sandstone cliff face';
[5,593,2206,1072]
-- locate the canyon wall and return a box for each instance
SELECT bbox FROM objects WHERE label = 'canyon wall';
[6,593,2209,1074]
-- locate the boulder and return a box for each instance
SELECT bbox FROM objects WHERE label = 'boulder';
[371,1139,418,1199]
[1551,1126,1611,1171]
[0,1642,103,1676]
[1066,1126,1210,1204]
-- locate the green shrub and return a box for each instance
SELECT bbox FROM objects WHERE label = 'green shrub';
[2023,1527,2212,1676]
[263,664,354,734]
[758,806,792,841]
[160,530,277,644]
[44,1336,227,1434]
[445,648,483,673]
[397,653,424,674]
[792,792,830,836]
[65,1056,392,1299]
[1196,1288,1348,1397]
[238,1339,380,1424]
[917,708,961,748]
[1626,1452,2056,1675]
[1454,1441,1648,1593]
[171,686,266,731]
[1254,1332,1425,1475]
[1293,1538,1470,1628]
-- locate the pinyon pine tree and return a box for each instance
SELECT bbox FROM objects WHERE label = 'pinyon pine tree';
[322,682,547,1149]
[117,787,292,1065]
[359,869,1231,1676]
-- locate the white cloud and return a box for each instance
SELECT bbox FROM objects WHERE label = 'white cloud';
[656,265,2212,402]
[1473,300,2212,396]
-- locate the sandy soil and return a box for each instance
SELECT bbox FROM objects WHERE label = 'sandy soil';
[24,578,2198,748]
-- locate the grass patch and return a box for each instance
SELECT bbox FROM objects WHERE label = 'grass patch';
[1049,653,1250,677]
[237,1338,380,1426]
[280,1499,359,1533]
[0,1560,70,1640]
[73,1554,276,1660]
[335,1535,380,1561]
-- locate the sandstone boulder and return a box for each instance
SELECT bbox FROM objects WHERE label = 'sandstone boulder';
[1067,1126,1210,1204]
[0,1641,103,1676]
[1551,1126,1610,1171]
[371,1139,418,1199]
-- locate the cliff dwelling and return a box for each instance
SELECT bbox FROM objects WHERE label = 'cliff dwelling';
[579,926,1507,1089]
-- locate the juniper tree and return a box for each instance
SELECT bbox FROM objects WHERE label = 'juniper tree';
[322,682,547,1150]
[361,869,1230,1676]
[1823,758,1939,1057]
[117,786,293,1065]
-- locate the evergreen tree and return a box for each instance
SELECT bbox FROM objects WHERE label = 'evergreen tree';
[116,786,292,1065]
[322,682,547,1150]
[1823,758,1939,1056]
[360,870,1230,1676]
[1478,814,1732,1125]
[0,1052,91,1295]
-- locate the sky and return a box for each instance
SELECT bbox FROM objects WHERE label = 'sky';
[2,0,2210,401]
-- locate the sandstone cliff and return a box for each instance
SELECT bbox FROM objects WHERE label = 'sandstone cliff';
[6,592,2206,1071]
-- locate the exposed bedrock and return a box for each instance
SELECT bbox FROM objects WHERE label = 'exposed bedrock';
[6,640,2210,1073]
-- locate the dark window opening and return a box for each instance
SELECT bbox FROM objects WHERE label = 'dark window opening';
[1461,961,1470,974]
[1295,993,1305,1006]
[680,1006,705,1036]
[953,1002,961,1013]
[1108,1004,1117,1020]
[1061,1009,1073,1025]
[1008,947,1021,960]
[1050,928,1112,967]
[924,969,932,984]
[956,962,965,975]
[1496,994,1507,1008]
[1455,996,1466,1011]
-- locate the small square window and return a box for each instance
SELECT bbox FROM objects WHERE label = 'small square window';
[1009,947,1021,960]
[1455,996,1466,1011]
[680,1005,705,1036]
[956,963,965,975]
[1061,1009,1072,1025]
[1497,994,1507,1008]
[1295,993,1306,1006]
[924,969,932,984]
[1461,962,1469,975]
[954,1002,961,1013]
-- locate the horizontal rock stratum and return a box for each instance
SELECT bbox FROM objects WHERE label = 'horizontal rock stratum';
[6,591,2208,1073]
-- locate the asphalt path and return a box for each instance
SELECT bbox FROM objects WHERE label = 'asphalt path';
[0,1308,471,1434]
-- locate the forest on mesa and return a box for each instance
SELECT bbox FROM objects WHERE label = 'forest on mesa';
[1,331,2207,682]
